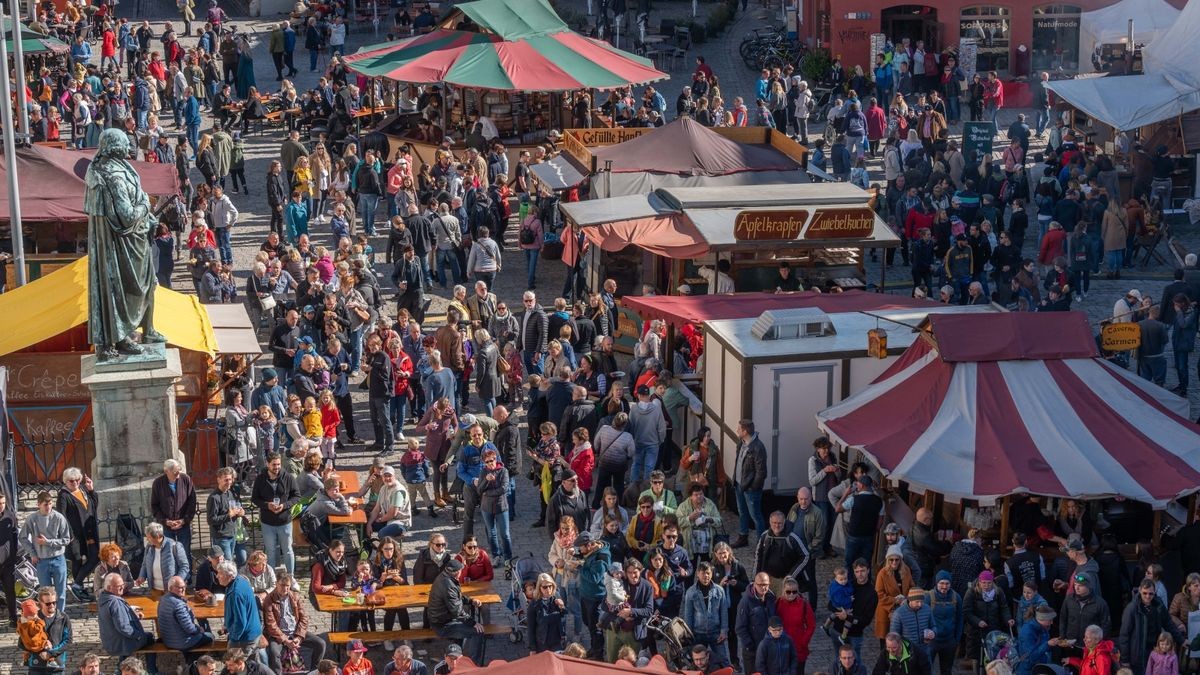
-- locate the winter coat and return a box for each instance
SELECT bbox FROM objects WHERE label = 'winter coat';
[98,591,152,656]
[875,563,915,636]
[1016,618,1052,675]
[1120,598,1183,675]
[757,633,799,675]
[777,596,816,661]
[890,599,935,648]
[1067,640,1115,675]
[527,597,567,652]
[736,586,778,649]
[158,592,209,650]
[928,588,963,646]
[872,637,932,675]
[962,584,1012,635]
[948,540,985,596]
[1059,591,1112,643]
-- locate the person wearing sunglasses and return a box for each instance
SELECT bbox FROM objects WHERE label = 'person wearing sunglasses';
[526,573,567,655]
[1118,580,1183,675]
[412,534,450,585]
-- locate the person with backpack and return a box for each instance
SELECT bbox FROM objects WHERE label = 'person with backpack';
[519,207,544,290]
[841,102,868,160]
[466,227,502,291]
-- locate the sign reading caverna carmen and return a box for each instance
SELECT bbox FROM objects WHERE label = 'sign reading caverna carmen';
[733,207,875,241]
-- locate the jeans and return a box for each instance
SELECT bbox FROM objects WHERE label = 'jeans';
[1035,105,1051,135]
[1178,350,1192,392]
[261,521,295,574]
[370,395,395,450]
[36,556,67,613]
[1139,354,1167,385]
[389,394,408,437]
[163,526,193,578]
[348,326,365,372]
[475,270,496,292]
[377,521,407,538]
[136,109,149,130]
[479,397,495,416]
[734,485,765,536]
[524,248,539,288]
[358,193,381,234]
[987,103,1000,135]
[844,533,874,569]
[632,442,659,483]
[436,248,463,287]
[419,254,433,288]
[481,510,513,560]
[436,621,485,664]
[213,536,247,567]
[506,475,518,514]
[947,95,961,122]
[173,97,185,127]
[309,48,319,70]
[186,123,200,155]
[1105,250,1124,274]
[522,350,544,376]
[215,226,233,264]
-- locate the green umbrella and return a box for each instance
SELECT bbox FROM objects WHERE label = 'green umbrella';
[1,17,69,55]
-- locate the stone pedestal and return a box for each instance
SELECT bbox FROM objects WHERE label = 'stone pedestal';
[81,345,185,517]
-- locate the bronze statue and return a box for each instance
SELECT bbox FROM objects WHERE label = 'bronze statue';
[85,128,166,362]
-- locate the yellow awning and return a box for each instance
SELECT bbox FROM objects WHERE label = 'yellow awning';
[0,256,218,358]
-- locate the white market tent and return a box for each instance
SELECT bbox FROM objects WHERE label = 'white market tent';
[1077,0,1179,69]
[1045,0,1200,132]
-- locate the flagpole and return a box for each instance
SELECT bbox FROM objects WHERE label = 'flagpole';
[0,11,26,287]
[11,6,30,139]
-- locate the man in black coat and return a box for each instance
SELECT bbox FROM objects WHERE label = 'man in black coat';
[547,470,590,536]
[558,386,599,445]
[268,309,301,387]
[265,160,289,237]
[518,291,549,376]
[428,558,484,663]
[493,406,522,514]
[56,469,99,601]
[0,492,18,624]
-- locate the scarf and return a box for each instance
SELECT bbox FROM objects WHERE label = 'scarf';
[982,587,996,602]
[430,548,447,565]
[319,550,349,580]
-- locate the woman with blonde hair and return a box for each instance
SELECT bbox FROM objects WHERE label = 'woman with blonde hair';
[310,144,332,222]
[527,572,568,654]
[239,549,277,599]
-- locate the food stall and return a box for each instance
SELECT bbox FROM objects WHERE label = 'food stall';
[558,183,896,297]
[0,259,260,486]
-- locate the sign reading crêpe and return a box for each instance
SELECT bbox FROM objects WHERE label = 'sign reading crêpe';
[805,208,876,239]
[734,210,810,240]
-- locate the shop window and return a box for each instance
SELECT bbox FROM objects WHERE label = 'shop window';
[960,5,1011,72]
[1032,4,1081,72]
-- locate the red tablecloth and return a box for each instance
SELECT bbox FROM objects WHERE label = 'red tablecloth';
[1002,81,1032,109]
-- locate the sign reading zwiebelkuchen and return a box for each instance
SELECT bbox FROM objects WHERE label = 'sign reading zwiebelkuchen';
[804,208,876,239]
[734,210,810,241]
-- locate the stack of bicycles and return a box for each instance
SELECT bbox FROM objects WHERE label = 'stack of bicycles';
[740,27,807,71]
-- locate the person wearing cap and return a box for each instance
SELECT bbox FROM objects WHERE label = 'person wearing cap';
[547,469,590,540]
[963,571,1013,661]
[884,523,922,588]
[427,557,486,664]
[889,586,934,661]
[343,638,373,675]
[433,643,463,675]
[874,631,932,675]
[837,474,883,569]
[193,545,229,594]
[1119,579,1182,675]
[1058,569,1110,647]
[1014,606,1060,675]
[1052,533,1100,601]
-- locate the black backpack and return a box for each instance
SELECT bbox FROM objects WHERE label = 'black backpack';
[116,514,146,573]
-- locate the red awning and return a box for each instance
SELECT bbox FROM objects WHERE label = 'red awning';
[0,145,180,224]
[929,312,1099,362]
[622,290,938,328]
[580,215,710,258]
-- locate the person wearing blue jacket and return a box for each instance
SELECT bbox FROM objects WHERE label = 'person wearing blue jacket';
[184,87,202,156]
[927,571,963,675]
[682,562,731,667]
[1016,606,1058,675]
[138,522,191,591]
[890,588,935,660]
[576,534,611,660]
[757,616,799,675]
[158,575,215,660]
[219,562,264,651]
[98,574,157,672]
[736,572,778,670]
[873,54,895,105]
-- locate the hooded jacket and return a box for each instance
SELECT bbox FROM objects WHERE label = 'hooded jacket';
[872,637,932,675]
[756,633,798,675]
[1067,640,1115,675]
[736,585,778,648]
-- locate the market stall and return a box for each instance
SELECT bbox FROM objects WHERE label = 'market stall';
[0,258,260,486]
[0,145,180,282]
[347,0,667,163]
[559,183,894,297]
[814,311,1200,548]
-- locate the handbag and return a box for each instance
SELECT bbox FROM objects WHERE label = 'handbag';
[260,294,277,312]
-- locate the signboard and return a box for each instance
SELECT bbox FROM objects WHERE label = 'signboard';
[0,353,89,403]
[962,121,995,165]
[734,210,810,240]
[1101,322,1141,352]
[805,208,875,239]
[563,127,652,147]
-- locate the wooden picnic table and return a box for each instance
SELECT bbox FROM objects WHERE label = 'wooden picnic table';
[332,471,360,494]
[329,507,368,525]
[312,582,501,613]
[121,592,226,622]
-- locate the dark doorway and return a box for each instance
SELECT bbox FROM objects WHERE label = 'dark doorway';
[881,5,939,51]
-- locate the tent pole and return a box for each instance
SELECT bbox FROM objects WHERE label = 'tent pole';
[0,13,25,287]
[878,247,885,293]
[999,495,1011,555]
[11,0,30,140]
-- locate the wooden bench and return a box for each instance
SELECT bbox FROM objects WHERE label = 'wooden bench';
[135,640,230,655]
[327,625,511,644]
[1170,236,1189,268]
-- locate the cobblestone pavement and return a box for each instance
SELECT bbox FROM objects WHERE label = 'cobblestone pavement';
[5,1,1198,672]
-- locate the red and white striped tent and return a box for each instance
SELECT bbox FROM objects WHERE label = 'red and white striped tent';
[815,312,1200,507]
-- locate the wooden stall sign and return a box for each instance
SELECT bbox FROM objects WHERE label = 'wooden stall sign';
[1101,323,1141,351]
[564,127,652,147]
[734,210,810,241]
[805,208,876,239]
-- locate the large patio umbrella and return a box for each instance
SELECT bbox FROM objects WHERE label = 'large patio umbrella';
[2,18,69,54]
[344,29,666,91]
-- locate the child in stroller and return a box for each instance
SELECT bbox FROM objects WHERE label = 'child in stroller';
[505,555,548,644]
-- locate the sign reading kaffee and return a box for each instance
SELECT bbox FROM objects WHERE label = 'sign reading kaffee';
[805,208,876,239]
[734,210,810,240]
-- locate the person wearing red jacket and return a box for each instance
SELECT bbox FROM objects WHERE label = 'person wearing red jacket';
[1066,627,1114,675]
[865,98,888,158]
[454,535,494,582]
[905,202,935,243]
[101,25,118,72]
[983,70,1005,136]
[1038,221,1067,268]
[776,577,816,672]
[390,344,413,442]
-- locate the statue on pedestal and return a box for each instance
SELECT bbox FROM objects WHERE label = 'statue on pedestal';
[85,128,167,362]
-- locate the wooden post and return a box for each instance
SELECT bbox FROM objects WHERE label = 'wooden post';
[1153,510,1163,549]
[999,495,1011,555]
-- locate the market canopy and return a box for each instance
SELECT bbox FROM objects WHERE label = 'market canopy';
[622,290,935,329]
[0,257,218,358]
[1144,0,1200,75]
[2,18,69,54]
[0,145,179,223]
[344,0,666,91]
[592,118,800,175]
[815,312,1200,507]
[1078,0,1179,67]
[1044,72,1200,132]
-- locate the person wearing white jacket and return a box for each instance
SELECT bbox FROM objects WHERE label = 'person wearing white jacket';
[209,185,239,265]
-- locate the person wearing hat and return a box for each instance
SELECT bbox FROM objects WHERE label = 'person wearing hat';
[755,615,798,675]
[193,546,229,595]
[1053,533,1100,601]
[884,523,922,587]
[963,571,1012,662]
[427,557,486,664]
[1058,569,1110,647]
[874,545,915,640]
[433,643,464,675]
[1015,605,1060,675]
[547,468,590,540]
[837,473,883,569]
[944,233,974,304]
[343,639,373,675]
[927,571,962,675]
[889,586,934,660]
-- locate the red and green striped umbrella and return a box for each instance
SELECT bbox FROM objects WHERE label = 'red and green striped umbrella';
[343,29,667,91]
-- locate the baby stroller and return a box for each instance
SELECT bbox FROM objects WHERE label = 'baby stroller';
[646,612,694,671]
[982,629,1020,675]
[0,553,38,607]
[505,554,548,644]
